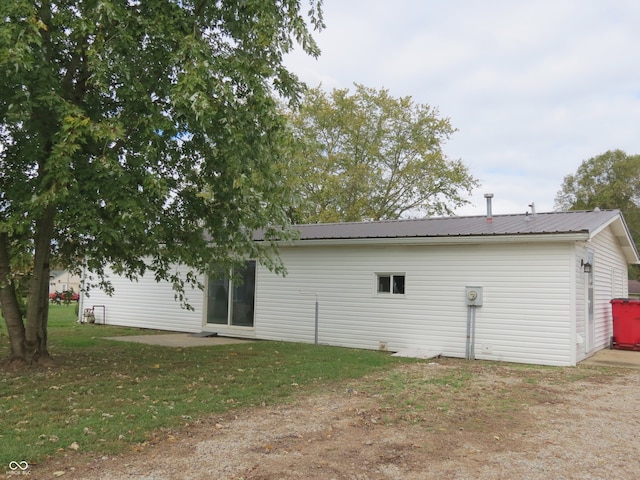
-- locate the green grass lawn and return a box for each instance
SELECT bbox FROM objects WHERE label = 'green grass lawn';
[0,305,414,467]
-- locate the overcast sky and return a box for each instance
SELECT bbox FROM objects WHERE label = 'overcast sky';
[284,0,640,216]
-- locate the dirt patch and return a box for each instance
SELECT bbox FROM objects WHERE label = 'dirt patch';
[29,360,640,480]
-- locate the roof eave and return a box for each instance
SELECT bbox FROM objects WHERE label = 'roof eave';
[589,213,640,264]
[271,232,591,247]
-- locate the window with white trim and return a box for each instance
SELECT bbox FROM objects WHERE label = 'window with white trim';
[376,273,405,295]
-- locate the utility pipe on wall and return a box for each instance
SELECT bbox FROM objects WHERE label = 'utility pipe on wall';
[315,299,319,345]
[300,291,319,345]
[465,286,483,360]
[465,305,477,360]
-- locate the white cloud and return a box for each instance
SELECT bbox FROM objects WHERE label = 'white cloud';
[286,0,640,215]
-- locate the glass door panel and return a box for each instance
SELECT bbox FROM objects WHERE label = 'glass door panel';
[232,261,255,327]
[207,277,229,325]
[206,261,255,327]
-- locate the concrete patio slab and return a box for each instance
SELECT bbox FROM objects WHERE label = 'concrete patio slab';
[580,348,640,369]
[101,336,640,366]
[103,333,253,348]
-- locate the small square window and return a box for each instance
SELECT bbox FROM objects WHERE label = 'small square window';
[377,274,405,295]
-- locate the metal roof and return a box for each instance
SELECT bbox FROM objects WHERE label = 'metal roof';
[261,209,620,241]
[253,209,639,263]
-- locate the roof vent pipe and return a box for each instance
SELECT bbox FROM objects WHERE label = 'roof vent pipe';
[529,202,536,216]
[484,193,494,222]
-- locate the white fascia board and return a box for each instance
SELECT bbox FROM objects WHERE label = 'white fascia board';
[274,233,591,248]
[590,214,640,264]
[589,214,623,239]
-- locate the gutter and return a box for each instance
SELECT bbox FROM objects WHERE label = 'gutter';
[266,232,592,248]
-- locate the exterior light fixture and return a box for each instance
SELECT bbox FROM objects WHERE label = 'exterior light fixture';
[583,261,592,274]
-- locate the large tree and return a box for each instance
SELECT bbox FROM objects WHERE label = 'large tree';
[555,149,640,277]
[284,84,478,223]
[0,0,324,365]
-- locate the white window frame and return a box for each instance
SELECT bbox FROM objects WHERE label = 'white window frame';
[375,273,406,296]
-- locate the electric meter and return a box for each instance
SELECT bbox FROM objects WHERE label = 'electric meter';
[465,287,483,306]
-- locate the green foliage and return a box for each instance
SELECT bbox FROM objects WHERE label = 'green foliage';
[555,150,640,212]
[555,149,640,278]
[0,305,411,466]
[1,0,324,281]
[284,84,479,222]
[0,1,324,358]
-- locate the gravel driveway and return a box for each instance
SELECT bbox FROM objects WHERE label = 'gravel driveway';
[34,361,640,480]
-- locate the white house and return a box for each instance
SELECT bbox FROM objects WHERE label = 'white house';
[79,209,639,366]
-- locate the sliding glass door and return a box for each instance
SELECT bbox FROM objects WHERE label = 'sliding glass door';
[206,261,256,327]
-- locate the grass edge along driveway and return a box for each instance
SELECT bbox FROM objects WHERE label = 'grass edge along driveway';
[0,305,418,468]
[1,305,619,471]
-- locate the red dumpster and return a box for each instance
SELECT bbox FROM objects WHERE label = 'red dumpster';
[610,298,640,350]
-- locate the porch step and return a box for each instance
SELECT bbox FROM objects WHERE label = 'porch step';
[191,332,219,338]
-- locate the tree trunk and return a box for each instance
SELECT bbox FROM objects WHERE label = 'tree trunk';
[24,205,57,365]
[0,232,27,364]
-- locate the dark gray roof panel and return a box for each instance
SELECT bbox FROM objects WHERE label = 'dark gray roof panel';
[262,210,621,241]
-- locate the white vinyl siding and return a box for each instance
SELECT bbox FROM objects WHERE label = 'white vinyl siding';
[79,265,204,333]
[79,218,632,367]
[573,245,587,362]
[255,242,574,366]
[589,226,630,354]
